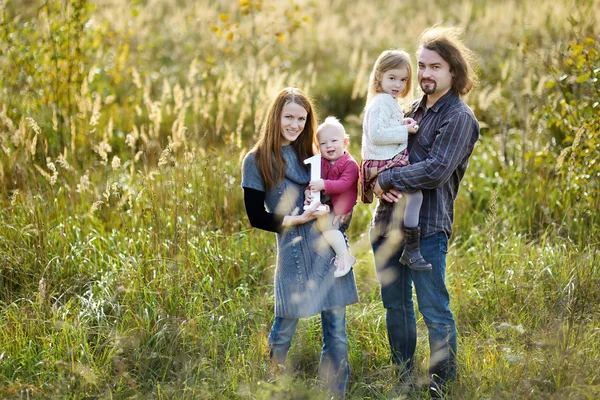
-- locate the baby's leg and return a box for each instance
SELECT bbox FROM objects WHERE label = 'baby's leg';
[317,213,347,256]
[322,229,348,256]
[319,216,356,278]
[403,190,423,228]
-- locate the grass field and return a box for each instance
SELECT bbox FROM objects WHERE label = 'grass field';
[1,0,599,398]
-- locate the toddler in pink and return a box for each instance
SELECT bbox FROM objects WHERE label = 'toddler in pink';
[307,117,359,277]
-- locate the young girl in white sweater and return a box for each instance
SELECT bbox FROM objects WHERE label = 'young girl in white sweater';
[360,49,431,270]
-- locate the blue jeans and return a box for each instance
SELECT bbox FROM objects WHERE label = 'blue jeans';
[268,307,350,396]
[371,231,456,386]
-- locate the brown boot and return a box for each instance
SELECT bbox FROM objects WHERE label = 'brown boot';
[400,226,432,270]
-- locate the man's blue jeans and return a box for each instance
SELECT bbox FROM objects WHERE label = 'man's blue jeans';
[268,307,350,396]
[371,231,457,386]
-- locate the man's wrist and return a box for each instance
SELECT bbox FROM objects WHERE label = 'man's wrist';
[378,169,392,191]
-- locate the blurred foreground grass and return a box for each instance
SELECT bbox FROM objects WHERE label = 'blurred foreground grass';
[1,0,599,398]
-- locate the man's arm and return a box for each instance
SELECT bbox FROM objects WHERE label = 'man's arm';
[378,111,478,192]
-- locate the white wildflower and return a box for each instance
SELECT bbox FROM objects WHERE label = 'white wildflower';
[48,162,58,186]
[90,200,104,214]
[76,172,91,193]
[111,156,121,170]
[10,189,20,206]
[89,95,102,128]
[158,144,172,168]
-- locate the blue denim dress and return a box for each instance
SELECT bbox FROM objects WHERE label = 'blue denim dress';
[242,145,359,319]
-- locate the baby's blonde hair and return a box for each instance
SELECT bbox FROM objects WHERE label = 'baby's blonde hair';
[367,49,413,103]
[317,116,349,141]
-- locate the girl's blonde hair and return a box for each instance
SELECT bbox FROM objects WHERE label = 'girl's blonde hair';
[367,49,412,103]
[252,87,318,190]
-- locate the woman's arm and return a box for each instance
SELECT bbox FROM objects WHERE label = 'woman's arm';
[243,187,329,232]
[243,188,284,232]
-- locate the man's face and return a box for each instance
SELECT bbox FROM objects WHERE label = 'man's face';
[417,48,453,98]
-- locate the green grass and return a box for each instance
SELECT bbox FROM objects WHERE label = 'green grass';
[1,142,599,398]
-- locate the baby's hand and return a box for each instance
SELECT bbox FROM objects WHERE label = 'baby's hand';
[308,179,325,192]
[403,118,419,134]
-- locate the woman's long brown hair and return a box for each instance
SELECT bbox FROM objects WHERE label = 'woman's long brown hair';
[251,87,318,191]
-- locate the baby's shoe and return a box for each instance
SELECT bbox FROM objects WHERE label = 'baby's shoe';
[334,253,356,278]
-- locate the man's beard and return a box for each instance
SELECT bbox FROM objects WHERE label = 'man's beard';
[420,79,437,94]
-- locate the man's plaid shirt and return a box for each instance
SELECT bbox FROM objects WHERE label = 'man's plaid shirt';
[375,90,480,239]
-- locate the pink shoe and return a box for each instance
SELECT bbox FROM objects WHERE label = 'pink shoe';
[333,253,356,278]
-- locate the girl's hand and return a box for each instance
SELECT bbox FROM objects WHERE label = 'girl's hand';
[308,179,325,192]
[403,118,419,134]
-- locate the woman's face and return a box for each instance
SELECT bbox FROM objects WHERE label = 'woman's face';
[280,102,308,145]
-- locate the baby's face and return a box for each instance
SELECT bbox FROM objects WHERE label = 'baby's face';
[318,126,347,162]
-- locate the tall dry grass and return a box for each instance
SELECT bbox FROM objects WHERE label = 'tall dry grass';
[1,0,599,398]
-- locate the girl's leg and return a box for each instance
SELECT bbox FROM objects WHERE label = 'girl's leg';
[402,190,423,228]
[399,190,431,270]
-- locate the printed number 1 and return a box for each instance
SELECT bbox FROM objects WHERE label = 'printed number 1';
[304,154,327,211]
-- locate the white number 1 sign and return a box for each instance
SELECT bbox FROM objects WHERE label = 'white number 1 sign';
[304,154,327,211]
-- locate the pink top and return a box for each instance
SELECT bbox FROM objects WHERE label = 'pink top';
[321,152,359,215]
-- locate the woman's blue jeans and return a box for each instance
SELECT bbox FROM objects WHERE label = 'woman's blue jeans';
[371,231,457,386]
[268,307,349,396]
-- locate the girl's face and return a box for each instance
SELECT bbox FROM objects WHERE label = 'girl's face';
[318,125,347,162]
[379,67,409,99]
[280,102,308,145]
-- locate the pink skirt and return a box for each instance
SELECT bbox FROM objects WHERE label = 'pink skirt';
[359,149,409,203]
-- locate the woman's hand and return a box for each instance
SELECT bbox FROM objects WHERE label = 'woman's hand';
[282,202,329,227]
[374,179,402,203]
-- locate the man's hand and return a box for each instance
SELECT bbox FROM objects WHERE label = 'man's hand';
[374,179,402,203]
[308,179,325,192]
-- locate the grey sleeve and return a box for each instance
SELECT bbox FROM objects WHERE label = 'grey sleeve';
[241,152,265,191]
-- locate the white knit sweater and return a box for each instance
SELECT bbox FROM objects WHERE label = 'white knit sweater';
[361,93,409,160]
